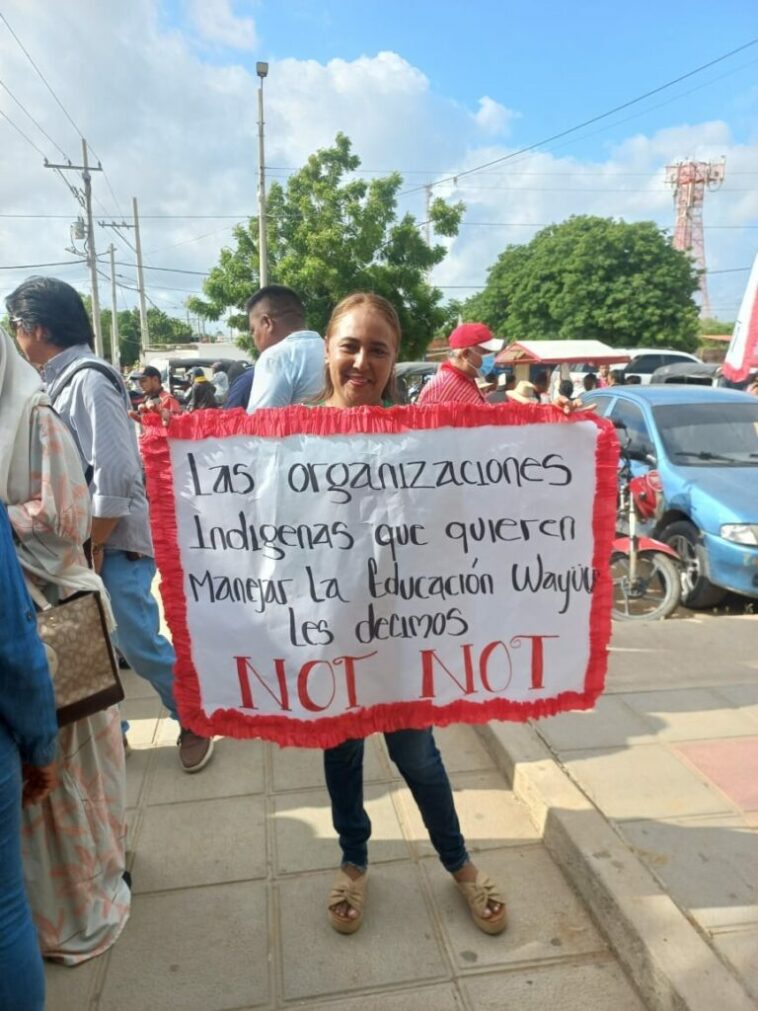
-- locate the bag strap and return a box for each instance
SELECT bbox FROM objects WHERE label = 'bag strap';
[23,574,52,612]
[48,359,129,485]
[49,358,126,406]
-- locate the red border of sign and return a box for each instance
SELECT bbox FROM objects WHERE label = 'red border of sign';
[722,283,758,382]
[141,403,619,747]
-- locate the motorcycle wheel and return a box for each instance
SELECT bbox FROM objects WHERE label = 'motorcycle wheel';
[610,550,681,621]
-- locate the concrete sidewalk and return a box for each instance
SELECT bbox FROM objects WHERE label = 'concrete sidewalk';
[44,672,647,1011]
[478,620,758,1011]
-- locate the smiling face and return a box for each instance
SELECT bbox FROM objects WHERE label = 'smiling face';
[324,305,398,408]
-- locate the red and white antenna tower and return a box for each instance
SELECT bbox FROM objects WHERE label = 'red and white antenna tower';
[665,158,725,318]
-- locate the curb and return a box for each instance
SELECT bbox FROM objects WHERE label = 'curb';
[476,721,755,1011]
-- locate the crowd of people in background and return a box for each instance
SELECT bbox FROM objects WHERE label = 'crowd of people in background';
[3,274,755,1009]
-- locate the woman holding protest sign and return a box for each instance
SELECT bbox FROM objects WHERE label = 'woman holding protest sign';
[318,293,506,937]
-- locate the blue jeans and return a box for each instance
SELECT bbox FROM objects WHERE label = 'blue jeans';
[323,729,469,873]
[100,551,178,721]
[0,725,45,1011]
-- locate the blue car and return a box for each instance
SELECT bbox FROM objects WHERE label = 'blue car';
[582,385,758,607]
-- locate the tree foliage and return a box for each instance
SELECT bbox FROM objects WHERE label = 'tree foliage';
[83,297,192,366]
[698,316,734,335]
[188,133,464,359]
[464,215,701,351]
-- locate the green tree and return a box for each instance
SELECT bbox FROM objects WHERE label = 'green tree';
[698,316,734,335]
[83,297,192,366]
[188,133,463,359]
[464,215,701,351]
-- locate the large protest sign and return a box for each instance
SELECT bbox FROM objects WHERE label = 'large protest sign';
[142,403,618,747]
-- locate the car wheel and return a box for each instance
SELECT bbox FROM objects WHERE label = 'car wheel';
[661,520,726,609]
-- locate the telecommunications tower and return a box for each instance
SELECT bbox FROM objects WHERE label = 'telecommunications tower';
[665,159,725,318]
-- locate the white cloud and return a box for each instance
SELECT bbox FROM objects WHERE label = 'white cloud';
[0,1,754,326]
[188,0,256,51]
[473,96,518,137]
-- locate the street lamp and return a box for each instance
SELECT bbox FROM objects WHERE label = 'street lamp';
[256,61,269,287]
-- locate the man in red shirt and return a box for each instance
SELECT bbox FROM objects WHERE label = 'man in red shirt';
[129,365,182,423]
[417,322,503,405]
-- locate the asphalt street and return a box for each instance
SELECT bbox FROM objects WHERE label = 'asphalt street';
[606,599,756,692]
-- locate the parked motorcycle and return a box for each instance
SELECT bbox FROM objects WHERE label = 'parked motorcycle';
[611,442,681,621]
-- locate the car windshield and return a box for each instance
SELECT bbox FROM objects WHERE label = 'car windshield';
[653,402,758,466]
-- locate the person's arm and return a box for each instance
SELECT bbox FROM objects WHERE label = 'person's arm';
[9,406,92,575]
[246,350,293,411]
[76,374,143,531]
[0,508,58,773]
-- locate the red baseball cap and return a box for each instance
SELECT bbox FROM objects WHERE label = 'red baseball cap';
[448,322,502,352]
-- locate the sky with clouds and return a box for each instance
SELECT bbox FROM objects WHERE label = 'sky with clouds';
[1,0,756,333]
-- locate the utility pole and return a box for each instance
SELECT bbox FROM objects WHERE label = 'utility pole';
[256,61,269,286]
[132,197,149,351]
[98,197,150,356]
[425,185,432,245]
[108,244,120,369]
[45,139,105,355]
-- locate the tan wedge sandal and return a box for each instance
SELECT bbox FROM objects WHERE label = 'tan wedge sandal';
[328,868,368,934]
[456,871,507,935]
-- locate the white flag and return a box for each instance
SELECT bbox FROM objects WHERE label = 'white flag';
[722,254,758,382]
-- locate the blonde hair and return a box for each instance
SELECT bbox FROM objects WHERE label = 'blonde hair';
[320,292,401,403]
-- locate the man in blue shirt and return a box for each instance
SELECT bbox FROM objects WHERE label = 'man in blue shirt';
[245,285,324,411]
[6,277,213,774]
[224,363,255,410]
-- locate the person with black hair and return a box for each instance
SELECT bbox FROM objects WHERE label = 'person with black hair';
[6,276,213,774]
[553,378,596,415]
[224,362,255,409]
[245,284,323,410]
[187,378,220,411]
[532,370,550,404]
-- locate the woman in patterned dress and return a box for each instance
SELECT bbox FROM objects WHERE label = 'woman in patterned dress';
[0,326,130,964]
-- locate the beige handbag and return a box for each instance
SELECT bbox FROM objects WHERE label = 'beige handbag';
[25,580,124,727]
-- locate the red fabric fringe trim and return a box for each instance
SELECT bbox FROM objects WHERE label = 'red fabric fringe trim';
[141,403,618,747]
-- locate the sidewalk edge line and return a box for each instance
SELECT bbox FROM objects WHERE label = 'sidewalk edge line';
[476,721,755,1011]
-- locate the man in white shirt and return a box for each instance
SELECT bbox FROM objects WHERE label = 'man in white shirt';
[245,285,324,411]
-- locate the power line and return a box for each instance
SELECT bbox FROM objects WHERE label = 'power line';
[0,258,87,270]
[450,186,755,193]
[0,106,47,157]
[433,265,752,290]
[0,76,69,159]
[113,260,207,276]
[0,11,84,142]
[145,225,236,256]
[453,222,758,229]
[268,166,758,178]
[1,210,756,228]
[0,15,128,227]
[401,37,758,196]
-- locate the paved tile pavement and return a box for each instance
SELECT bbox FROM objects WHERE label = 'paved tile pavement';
[533,680,758,1003]
[44,671,647,1011]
